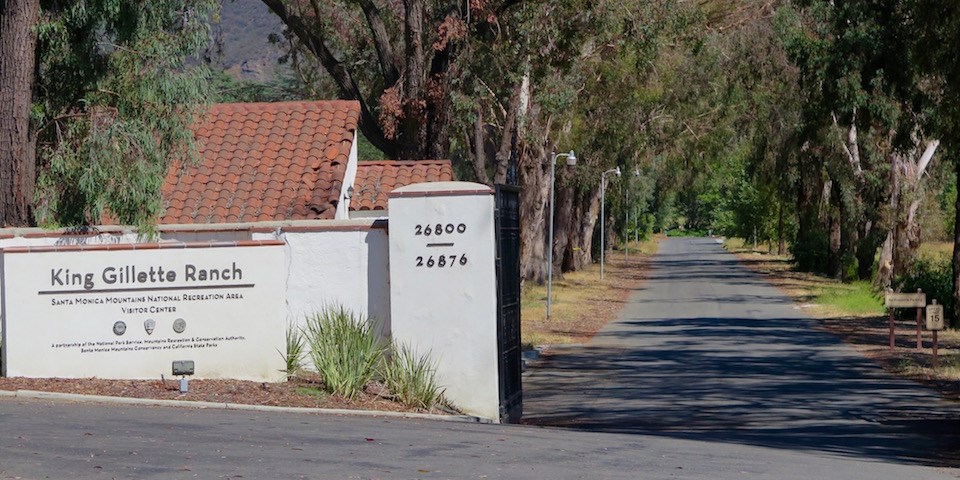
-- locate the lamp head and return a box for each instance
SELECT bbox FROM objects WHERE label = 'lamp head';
[614,167,621,177]
[566,150,577,167]
[634,169,641,177]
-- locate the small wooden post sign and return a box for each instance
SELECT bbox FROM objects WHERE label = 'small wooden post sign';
[885,290,926,352]
[926,301,945,331]
[926,299,944,368]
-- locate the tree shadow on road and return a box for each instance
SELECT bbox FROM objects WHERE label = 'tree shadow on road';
[522,315,960,468]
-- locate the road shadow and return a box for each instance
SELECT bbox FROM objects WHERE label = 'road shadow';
[522,238,960,468]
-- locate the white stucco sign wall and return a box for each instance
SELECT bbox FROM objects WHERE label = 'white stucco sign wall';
[1,241,286,381]
[388,182,501,421]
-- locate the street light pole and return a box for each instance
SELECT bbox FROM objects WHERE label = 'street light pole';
[600,167,621,280]
[547,150,577,320]
[625,169,639,262]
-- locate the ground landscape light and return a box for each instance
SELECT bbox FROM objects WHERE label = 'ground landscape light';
[173,360,195,393]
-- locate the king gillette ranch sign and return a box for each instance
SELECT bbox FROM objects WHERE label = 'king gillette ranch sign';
[1,241,286,381]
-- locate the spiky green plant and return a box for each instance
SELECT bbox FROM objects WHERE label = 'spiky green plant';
[279,320,305,379]
[382,342,446,410]
[303,305,383,399]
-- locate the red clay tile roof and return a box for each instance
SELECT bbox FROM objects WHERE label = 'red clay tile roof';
[351,160,455,211]
[159,100,360,224]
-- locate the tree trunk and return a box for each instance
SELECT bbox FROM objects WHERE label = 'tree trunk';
[856,220,876,281]
[953,154,960,326]
[518,140,550,283]
[563,187,601,272]
[400,0,426,158]
[0,0,38,227]
[828,182,842,279]
[777,201,786,255]
[876,152,900,288]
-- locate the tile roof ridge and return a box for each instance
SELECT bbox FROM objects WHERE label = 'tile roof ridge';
[357,159,451,165]
[206,99,361,111]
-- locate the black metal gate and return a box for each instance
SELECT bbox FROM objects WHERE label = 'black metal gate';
[494,184,522,423]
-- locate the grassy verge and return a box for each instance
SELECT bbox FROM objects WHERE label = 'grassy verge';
[724,237,960,398]
[520,237,657,346]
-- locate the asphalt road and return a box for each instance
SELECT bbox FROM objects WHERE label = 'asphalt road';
[0,396,957,479]
[524,237,960,474]
[2,237,959,479]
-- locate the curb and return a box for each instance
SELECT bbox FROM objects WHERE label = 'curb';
[1,389,490,424]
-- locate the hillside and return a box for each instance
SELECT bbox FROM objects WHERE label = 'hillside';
[217,0,287,81]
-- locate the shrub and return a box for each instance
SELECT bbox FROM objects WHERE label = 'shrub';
[382,342,446,410]
[791,230,830,274]
[897,256,954,324]
[280,320,305,378]
[303,305,383,399]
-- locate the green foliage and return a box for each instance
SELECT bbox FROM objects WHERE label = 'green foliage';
[303,305,384,399]
[814,281,885,316]
[32,0,218,235]
[898,257,954,324]
[791,230,830,274]
[381,342,446,410]
[280,320,306,378]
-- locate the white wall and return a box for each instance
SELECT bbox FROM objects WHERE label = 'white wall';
[1,220,391,341]
[252,224,390,335]
[388,182,501,421]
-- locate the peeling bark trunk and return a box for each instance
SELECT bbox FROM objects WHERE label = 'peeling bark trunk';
[563,188,601,272]
[876,153,898,289]
[492,84,521,185]
[552,181,575,272]
[0,0,38,226]
[471,105,490,184]
[828,181,842,279]
[518,134,550,283]
[883,142,939,286]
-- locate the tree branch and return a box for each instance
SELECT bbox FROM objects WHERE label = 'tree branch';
[916,139,940,178]
[357,0,401,87]
[261,0,396,157]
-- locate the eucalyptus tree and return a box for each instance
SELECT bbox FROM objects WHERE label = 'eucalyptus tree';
[0,0,40,226]
[0,0,218,232]
[777,1,937,283]
[260,0,528,160]
[908,0,960,322]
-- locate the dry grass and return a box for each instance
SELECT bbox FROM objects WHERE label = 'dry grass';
[725,238,960,399]
[920,241,953,262]
[521,238,657,346]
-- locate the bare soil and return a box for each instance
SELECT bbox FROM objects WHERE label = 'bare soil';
[522,253,650,345]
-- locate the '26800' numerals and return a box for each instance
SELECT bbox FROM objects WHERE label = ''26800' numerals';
[416,255,468,268]
[415,223,466,236]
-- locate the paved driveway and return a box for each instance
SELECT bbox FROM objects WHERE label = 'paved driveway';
[523,237,960,468]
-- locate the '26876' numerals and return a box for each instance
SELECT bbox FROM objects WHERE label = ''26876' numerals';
[416,255,468,268]
[415,223,466,236]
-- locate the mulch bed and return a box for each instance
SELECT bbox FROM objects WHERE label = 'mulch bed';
[0,374,430,413]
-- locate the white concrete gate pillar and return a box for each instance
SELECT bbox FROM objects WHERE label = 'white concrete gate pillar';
[388,182,500,421]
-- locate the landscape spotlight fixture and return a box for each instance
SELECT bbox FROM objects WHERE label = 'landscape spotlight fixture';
[172,360,195,393]
[547,150,577,320]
